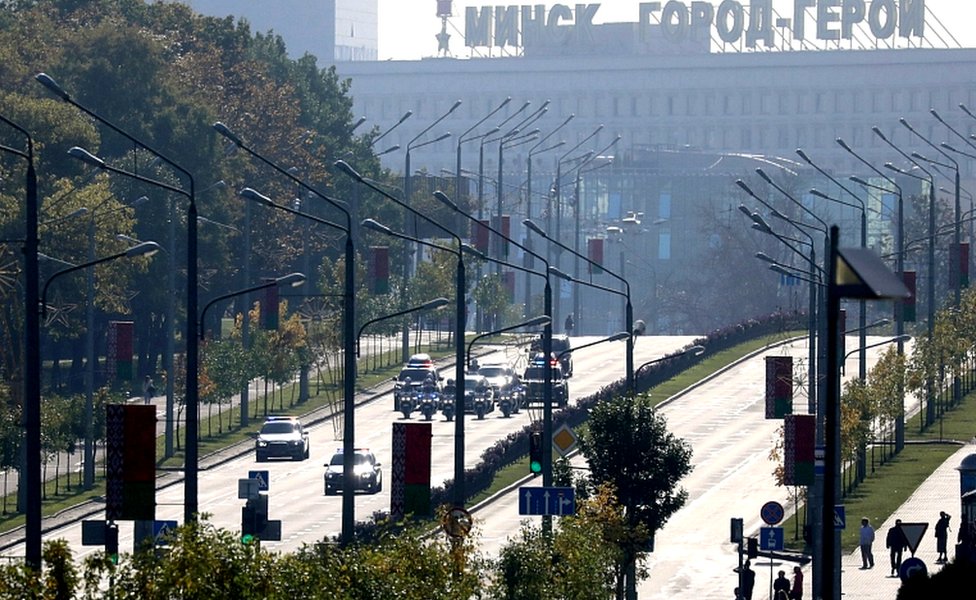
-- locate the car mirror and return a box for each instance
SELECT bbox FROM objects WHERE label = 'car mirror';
[375,462,382,468]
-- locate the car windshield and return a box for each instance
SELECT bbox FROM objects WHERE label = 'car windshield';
[261,422,296,434]
[524,366,559,379]
[398,368,432,382]
[551,338,570,351]
[478,367,505,377]
[330,453,371,466]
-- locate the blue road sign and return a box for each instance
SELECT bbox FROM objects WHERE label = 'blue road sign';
[899,556,927,582]
[760,526,784,551]
[153,520,178,545]
[761,501,785,525]
[518,486,575,516]
[248,470,270,491]
[834,505,846,529]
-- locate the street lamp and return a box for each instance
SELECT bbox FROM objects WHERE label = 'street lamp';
[556,331,630,366]
[357,297,449,357]
[841,335,911,375]
[199,273,306,339]
[0,114,40,570]
[635,345,705,377]
[436,191,558,508]
[525,115,573,312]
[340,158,470,507]
[457,97,512,231]
[466,315,551,369]
[526,219,636,392]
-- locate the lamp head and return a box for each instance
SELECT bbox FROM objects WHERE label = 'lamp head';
[795,148,811,163]
[751,221,772,235]
[67,146,105,169]
[333,159,363,182]
[449,99,462,113]
[941,141,956,153]
[872,126,887,141]
[275,272,306,287]
[361,218,391,235]
[755,251,775,264]
[433,190,458,210]
[34,72,69,101]
[607,331,630,342]
[460,243,485,260]
[212,121,243,146]
[735,179,753,195]
[737,204,754,217]
[548,266,572,280]
[350,116,367,132]
[930,108,943,122]
[689,345,706,356]
[810,188,830,200]
[523,219,546,237]
[899,117,913,131]
[836,138,852,151]
[422,297,450,310]
[755,168,772,184]
[433,132,452,143]
[376,144,400,156]
[398,110,413,124]
[126,241,161,258]
[523,315,551,328]
[239,187,273,206]
[850,175,868,186]
[883,162,901,174]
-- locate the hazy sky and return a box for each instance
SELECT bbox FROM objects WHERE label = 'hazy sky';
[377,0,976,60]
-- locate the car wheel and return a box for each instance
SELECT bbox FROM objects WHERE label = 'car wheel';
[304,445,310,460]
[256,452,266,463]
[374,480,383,494]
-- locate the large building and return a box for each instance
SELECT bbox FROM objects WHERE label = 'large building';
[171,0,377,62]
[333,2,975,333]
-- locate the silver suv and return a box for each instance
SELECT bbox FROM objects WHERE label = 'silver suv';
[255,416,310,462]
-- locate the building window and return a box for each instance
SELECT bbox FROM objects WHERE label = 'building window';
[658,230,671,260]
[658,192,671,220]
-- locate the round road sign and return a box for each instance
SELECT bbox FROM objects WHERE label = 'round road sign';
[899,557,927,582]
[761,501,785,525]
[442,507,473,539]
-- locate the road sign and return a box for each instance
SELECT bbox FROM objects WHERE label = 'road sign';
[815,446,825,475]
[898,556,927,581]
[248,470,270,491]
[898,522,929,555]
[518,486,575,516]
[81,520,107,546]
[442,506,473,538]
[238,478,260,500]
[833,505,846,529]
[552,424,578,457]
[153,520,178,545]
[760,526,784,551]
[760,501,785,525]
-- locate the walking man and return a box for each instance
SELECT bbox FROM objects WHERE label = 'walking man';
[860,517,875,569]
[934,511,951,563]
[740,559,755,600]
[886,519,908,576]
[142,375,156,405]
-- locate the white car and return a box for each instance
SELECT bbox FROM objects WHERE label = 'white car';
[255,416,309,462]
[324,448,382,495]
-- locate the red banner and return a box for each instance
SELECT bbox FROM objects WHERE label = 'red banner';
[765,356,793,419]
[588,238,604,274]
[784,414,815,486]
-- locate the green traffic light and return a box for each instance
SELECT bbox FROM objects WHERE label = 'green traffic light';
[529,460,542,474]
[242,533,255,545]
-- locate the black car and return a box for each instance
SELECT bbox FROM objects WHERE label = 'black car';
[324,448,382,495]
[522,356,569,407]
[255,416,309,462]
[531,334,573,377]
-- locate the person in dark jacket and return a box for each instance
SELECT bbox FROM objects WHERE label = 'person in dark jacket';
[886,518,908,576]
[773,570,790,599]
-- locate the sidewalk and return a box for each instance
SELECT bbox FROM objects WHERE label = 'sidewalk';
[820,442,976,600]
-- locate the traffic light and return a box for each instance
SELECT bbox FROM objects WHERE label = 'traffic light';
[242,494,269,543]
[105,522,119,564]
[529,430,543,474]
[747,537,758,559]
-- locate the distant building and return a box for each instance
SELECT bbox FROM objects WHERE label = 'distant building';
[170,0,377,62]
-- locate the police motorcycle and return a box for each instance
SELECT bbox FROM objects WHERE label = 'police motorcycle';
[440,379,456,421]
[472,378,494,420]
[419,375,439,421]
[398,377,415,419]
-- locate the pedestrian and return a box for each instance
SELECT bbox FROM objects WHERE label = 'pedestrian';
[740,559,755,600]
[773,570,790,600]
[934,511,951,563]
[564,313,574,336]
[789,566,803,599]
[859,517,875,569]
[886,518,908,576]
[734,587,745,600]
[142,375,156,404]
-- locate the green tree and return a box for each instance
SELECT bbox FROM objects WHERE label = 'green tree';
[579,393,693,600]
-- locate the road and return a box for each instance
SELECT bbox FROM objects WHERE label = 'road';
[471,335,908,599]
[0,335,698,560]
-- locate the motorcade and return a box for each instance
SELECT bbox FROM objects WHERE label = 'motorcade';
[324,448,382,495]
[255,416,310,462]
[392,353,442,411]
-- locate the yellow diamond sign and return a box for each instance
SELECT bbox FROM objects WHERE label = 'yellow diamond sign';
[552,424,578,457]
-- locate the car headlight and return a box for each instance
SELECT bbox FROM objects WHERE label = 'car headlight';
[257,440,268,447]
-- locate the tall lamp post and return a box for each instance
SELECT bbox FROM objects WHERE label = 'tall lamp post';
[337,160,470,507]
[435,191,556,503]
[525,117,572,312]
[457,98,511,233]
[0,114,40,569]
[38,71,202,525]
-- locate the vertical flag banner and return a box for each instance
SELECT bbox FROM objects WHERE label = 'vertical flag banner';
[474,219,490,253]
[502,271,515,302]
[765,356,793,419]
[784,414,815,486]
[951,242,969,289]
[106,404,156,521]
[588,238,604,274]
[261,283,279,330]
[501,215,510,257]
[108,321,133,382]
[902,271,916,322]
[838,309,846,367]
[961,243,970,288]
[369,246,390,294]
[391,423,432,520]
